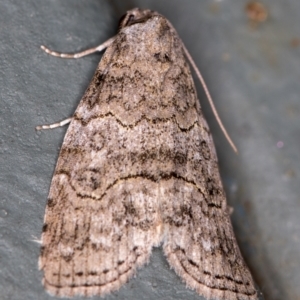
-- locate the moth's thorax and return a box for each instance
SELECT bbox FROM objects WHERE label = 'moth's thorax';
[118,17,173,62]
[119,8,172,50]
[120,15,172,47]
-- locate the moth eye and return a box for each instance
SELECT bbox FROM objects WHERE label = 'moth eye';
[127,14,135,24]
[118,13,135,28]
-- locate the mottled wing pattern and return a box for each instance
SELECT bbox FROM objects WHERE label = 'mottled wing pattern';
[161,112,257,300]
[38,16,168,298]
[39,9,257,299]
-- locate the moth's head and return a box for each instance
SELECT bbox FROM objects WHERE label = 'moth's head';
[119,8,156,29]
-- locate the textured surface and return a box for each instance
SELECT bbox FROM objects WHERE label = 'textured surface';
[1,0,300,300]
[40,9,257,299]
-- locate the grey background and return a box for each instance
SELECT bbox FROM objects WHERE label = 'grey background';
[0,0,299,299]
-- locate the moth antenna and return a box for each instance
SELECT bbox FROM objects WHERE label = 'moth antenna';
[183,45,238,153]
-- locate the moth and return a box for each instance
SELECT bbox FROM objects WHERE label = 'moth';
[38,8,258,300]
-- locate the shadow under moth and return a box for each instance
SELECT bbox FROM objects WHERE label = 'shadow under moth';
[38,8,258,300]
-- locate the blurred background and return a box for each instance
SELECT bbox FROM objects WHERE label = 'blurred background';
[1,0,300,299]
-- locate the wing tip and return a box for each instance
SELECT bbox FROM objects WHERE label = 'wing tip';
[163,245,258,300]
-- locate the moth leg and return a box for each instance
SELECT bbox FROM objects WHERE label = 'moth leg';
[36,117,72,130]
[41,36,116,59]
